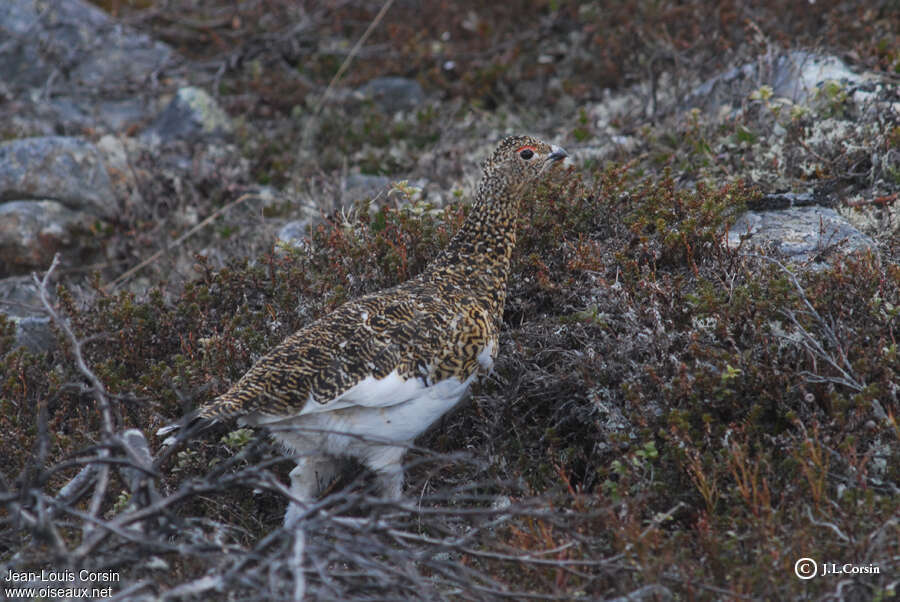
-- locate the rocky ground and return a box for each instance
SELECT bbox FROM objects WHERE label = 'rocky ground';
[1,1,898,600]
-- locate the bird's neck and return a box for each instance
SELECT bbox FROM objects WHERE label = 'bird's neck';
[423,175,521,301]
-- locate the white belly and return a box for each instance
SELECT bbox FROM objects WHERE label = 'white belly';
[242,373,476,464]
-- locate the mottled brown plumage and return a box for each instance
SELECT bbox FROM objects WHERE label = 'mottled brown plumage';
[200,135,566,423]
[162,135,567,512]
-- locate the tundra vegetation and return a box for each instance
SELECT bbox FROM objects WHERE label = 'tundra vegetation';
[1,1,897,600]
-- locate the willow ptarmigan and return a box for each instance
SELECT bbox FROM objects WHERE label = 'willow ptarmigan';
[160,135,567,522]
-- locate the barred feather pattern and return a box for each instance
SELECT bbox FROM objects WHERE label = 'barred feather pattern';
[196,135,567,429]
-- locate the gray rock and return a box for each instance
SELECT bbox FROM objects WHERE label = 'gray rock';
[12,315,54,353]
[142,87,233,142]
[771,52,868,104]
[276,219,314,248]
[2,85,154,138]
[607,585,673,602]
[0,0,169,136]
[0,275,42,318]
[688,51,873,112]
[749,190,819,211]
[357,77,425,113]
[47,97,93,130]
[727,206,876,263]
[95,98,153,132]
[0,0,171,93]
[344,174,392,202]
[0,276,54,353]
[0,0,58,88]
[1,92,153,138]
[94,135,143,210]
[0,137,118,218]
[0,200,96,276]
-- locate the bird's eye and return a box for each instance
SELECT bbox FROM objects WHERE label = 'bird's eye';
[519,148,534,160]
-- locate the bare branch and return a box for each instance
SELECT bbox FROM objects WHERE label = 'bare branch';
[747,254,865,392]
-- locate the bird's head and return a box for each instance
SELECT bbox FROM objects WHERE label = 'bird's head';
[482,135,568,196]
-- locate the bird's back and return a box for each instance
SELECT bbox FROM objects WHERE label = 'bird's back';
[197,272,498,423]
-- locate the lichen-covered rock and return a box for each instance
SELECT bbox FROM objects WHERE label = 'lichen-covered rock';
[0,137,118,218]
[0,200,97,276]
[726,205,876,264]
[276,219,314,249]
[356,77,425,113]
[0,135,115,279]
[0,275,54,353]
[687,51,877,112]
[12,316,54,353]
[94,98,153,133]
[344,174,392,201]
[0,0,170,135]
[95,135,144,211]
[142,87,233,142]
[0,0,171,92]
[0,275,41,318]
[0,79,155,138]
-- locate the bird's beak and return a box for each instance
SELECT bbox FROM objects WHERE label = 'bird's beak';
[548,145,568,162]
